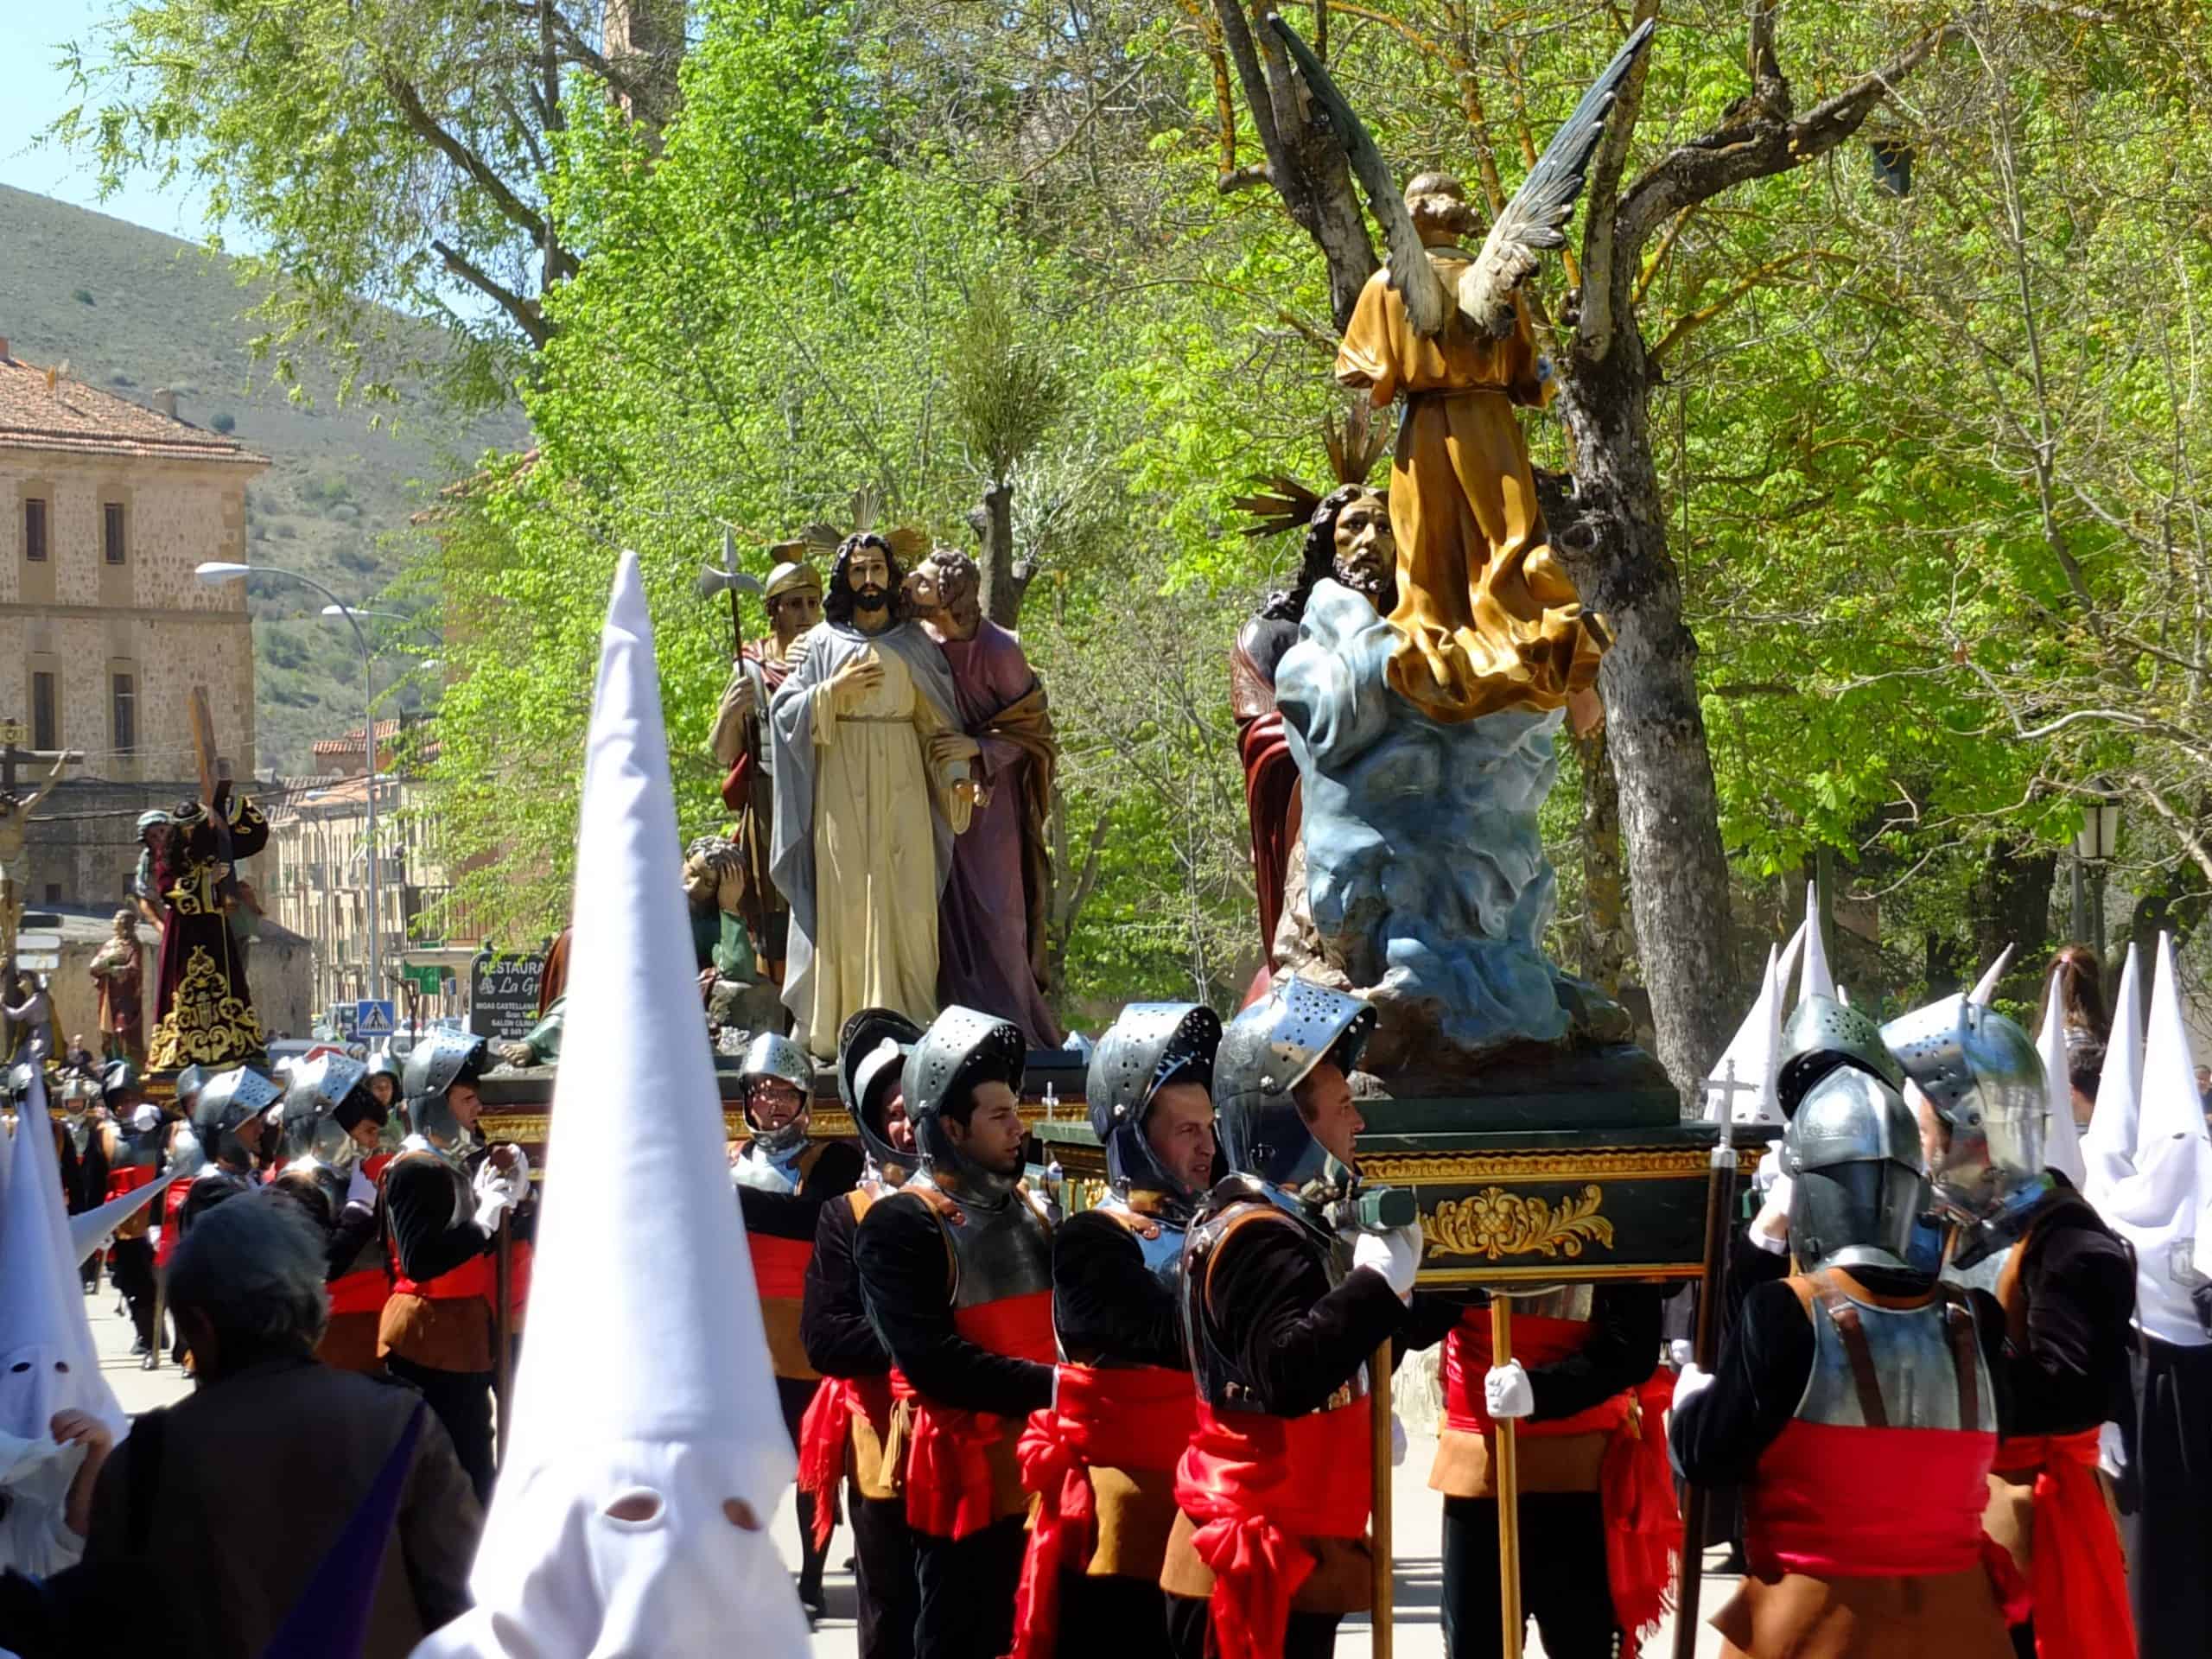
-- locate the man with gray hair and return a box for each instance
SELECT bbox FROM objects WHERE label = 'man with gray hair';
[73,1195,480,1656]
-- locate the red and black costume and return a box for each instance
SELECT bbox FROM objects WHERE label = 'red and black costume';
[802,1174,918,1659]
[1427,1285,1672,1657]
[1974,1179,2135,1659]
[736,1134,862,1616]
[1161,1182,1406,1659]
[1672,1266,2019,1658]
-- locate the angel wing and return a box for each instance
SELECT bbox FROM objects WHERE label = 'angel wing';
[1268,16,1447,339]
[1457,18,1657,338]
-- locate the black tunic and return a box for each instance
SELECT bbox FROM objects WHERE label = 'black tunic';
[855,1193,1055,1419]
[1408,1284,1663,1421]
[1198,1215,1405,1416]
[803,1192,890,1379]
[1987,1185,2135,1438]
[1052,1208,1184,1369]
[737,1141,864,1251]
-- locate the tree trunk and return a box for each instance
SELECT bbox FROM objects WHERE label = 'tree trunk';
[1571,726,1630,993]
[1551,333,1734,1096]
[970,480,1028,630]
[1972,840,2056,993]
[601,0,686,137]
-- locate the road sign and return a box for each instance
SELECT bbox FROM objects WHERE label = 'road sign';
[16,952,60,972]
[14,931,61,952]
[356,999,396,1039]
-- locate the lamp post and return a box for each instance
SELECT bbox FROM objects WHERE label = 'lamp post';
[2074,790,2122,965]
[196,561,384,1007]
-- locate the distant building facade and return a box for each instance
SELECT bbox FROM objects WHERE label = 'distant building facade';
[0,337,269,906]
[263,719,480,1026]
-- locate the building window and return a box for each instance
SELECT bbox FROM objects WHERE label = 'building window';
[23,499,47,562]
[30,671,57,751]
[103,502,126,565]
[111,672,137,755]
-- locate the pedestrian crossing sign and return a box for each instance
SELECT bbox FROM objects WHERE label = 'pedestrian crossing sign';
[356,999,396,1039]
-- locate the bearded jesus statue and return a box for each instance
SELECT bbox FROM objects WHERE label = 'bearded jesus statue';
[768,534,976,1058]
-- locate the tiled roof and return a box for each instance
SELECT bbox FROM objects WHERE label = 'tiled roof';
[0,349,269,465]
[311,719,405,759]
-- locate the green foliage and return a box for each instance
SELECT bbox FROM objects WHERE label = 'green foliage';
[947,283,1068,485]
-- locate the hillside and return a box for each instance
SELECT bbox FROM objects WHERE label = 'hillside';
[0,182,527,773]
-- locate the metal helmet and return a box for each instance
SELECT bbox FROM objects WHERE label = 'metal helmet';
[1087,1002,1223,1213]
[365,1050,401,1085]
[1776,995,1904,1118]
[1783,1064,1930,1274]
[191,1067,283,1165]
[99,1058,142,1104]
[765,560,823,603]
[175,1064,209,1109]
[60,1074,99,1113]
[837,1007,922,1172]
[279,1052,373,1172]
[1213,976,1376,1192]
[1880,994,2049,1240]
[903,1006,1027,1199]
[403,1027,490,1147]
[740,1031,814,1159]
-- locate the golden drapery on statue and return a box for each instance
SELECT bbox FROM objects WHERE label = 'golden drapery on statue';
[1336,262,1603,725]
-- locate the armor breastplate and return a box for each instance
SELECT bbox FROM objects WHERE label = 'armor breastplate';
[1797,1280,1993,1433]
[1183,1181,1367,1414]
[908,1172,1052,1309]
[1097,1194,1187,1294]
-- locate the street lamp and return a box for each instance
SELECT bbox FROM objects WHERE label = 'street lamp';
[196,561,385,1007]
[2071,790,2123,964]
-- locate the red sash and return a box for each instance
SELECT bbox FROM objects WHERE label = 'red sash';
[1173,1397,1371,1659]
[896,1292,1057,1540]
[1443,1311,1678,1640]
[1994,1429,2133,1657]
[155,1181,190,1267]
[1749,1419,2027,1619]
[104,1164,157,1203]
[1009,1363,1198,1659]
[326,1267,391,1317]
[797,1373,896,1550]
[751,1232,813,1300]
[391,1240,533,1315]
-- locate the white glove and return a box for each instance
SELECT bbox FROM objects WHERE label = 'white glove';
[1669,1338,1694,1370]
[2100,1419,2127,1477]
[1484,1361,1534,1421]
[1672,1362,1715,1417]
[1754,1147,1783,1195]
[1351,1220,1422,1300]
[472,1147,529,1230]
[1390,1413,1408,1468]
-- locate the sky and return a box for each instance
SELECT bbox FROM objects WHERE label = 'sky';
[0,0,228,243]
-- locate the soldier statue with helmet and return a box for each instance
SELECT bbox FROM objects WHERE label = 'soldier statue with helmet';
[853,1005,1057,1659]
[1882,994,2136,1659]
[1159,975,1431,1659]
[1004,1003,1221,1659]
[272,1052,392,1373]
[376,1027,532,1503]
[1669,988,2019,1659]
[729,1028,861,1624]
[798,1007,926,1659]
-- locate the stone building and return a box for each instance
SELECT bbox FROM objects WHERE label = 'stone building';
[0,337,269,906]
[262,719,479,1025]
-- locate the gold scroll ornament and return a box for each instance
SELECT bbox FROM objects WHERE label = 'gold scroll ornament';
[1425,1184,1613,1261]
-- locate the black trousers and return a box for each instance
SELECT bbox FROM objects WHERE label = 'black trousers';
[913,1516,1027,1659]
[1055,1569,1172,1657]
[1441,1492,1621,1659]
[108,1239,156,1349]
[386,1356,497,1506]
[776,1376,834,1603]
[2117,1332,2212,1656]
[852,1490,918,1659]
[1165,1592,1338,1659]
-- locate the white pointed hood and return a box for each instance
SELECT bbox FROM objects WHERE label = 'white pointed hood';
[1797,885,1835,1005]
[2082,942,2145,1203]
[1968,943,2016,1007]
[2036,977,2087,1188]
[2101,934,2212,1347]
[1705,944,1784,1125]
[69,1168,184,1265]
[2,1068,127,1460]
[418,553,810,1657]
[1772,921,1807,1011]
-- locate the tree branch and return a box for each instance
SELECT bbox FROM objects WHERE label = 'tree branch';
[1208,0,1290,194]
[431,238,550,346]
[379,65,550,247]
[1616,22,1960,262]
[1576,0,1662,359]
